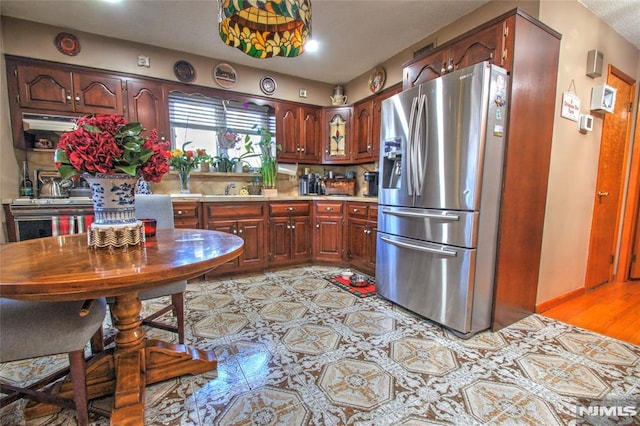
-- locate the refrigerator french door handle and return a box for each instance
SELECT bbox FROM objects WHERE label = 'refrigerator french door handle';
[381,208,460,221]
[380,235,458,257]
[407,96,419,196]
[416,94,428,195]
[412,95,426,198]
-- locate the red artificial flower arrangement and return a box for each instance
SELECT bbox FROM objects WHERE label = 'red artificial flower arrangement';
[55,114,171,182]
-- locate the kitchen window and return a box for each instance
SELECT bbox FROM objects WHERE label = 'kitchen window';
[168,92,275,169]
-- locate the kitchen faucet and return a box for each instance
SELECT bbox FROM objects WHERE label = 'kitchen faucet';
[225,183,235,195]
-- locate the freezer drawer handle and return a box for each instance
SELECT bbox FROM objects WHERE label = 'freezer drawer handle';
[380,235,457,257]
[381,208,459,221]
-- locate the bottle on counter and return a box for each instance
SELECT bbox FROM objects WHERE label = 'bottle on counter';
[19,161,34,198]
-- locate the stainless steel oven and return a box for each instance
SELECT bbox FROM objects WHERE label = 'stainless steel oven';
[10,198,93,241]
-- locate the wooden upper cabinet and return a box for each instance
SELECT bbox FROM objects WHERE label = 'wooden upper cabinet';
[403,17,512,88]
[403,49,449,89]
[322,106,352,164]
[276,102,321,163]
[275,102,299,161]
[353,99,374,161]
[14,63,124,115]
[299,105,321,162]
[126,78,169,141]
[72,72,124,115]
[15,65,73,112]
[448,19,510,73]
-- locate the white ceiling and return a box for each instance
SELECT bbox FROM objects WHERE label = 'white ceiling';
[1,1,639,85]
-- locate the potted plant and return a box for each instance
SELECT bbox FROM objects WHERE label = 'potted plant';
[251,127,280,193]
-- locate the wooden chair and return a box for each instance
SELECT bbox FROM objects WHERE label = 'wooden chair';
[0,298,107,426]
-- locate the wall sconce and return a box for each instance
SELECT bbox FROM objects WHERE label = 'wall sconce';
[586,49,603,78]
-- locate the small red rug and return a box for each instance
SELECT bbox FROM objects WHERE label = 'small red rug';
[325,274,376,298]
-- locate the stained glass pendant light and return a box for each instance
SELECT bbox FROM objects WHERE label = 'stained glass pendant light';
[218,0,312,58]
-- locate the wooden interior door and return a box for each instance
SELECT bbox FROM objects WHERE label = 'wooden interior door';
[631,204,640,279]
[585,66,635,289]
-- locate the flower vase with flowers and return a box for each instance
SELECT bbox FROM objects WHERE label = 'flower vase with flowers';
[55,114,171,248]
[168,142,209,193]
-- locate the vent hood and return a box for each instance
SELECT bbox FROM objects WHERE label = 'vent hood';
[22,113,78,132]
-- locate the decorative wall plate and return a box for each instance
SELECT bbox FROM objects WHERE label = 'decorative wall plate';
[173,60,196,82]
[368,66,386,94]
[213,63,237,88]
[55,32,80,56]
[260,75,277,95]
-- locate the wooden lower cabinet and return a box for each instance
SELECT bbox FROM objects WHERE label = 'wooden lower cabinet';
[203,202,267,277]
[346,203,377,275]
[268,202,312,266]
[172,200,377,276]
[313,201,344,262]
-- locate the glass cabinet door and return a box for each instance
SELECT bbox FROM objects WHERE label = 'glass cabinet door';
[323,106,352,163]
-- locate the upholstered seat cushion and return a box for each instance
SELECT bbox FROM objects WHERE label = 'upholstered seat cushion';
[138,280,187,300]
[0,298,107,362]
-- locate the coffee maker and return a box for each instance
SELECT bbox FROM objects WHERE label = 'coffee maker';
[363,171,378,197]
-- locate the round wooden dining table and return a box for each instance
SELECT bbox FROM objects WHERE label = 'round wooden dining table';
[0,228,244,424]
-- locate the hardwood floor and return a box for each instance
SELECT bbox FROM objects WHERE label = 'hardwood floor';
[541,280,640,345]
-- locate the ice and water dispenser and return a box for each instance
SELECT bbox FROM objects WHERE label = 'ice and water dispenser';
[381,137,402,190]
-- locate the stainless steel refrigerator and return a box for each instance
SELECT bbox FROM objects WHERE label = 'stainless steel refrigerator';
[376,61,509,337]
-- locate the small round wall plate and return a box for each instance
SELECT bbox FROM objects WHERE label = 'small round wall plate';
[173,60,196,82]
[368,66,386,94]
[260,75,277,95]
[213,63,237,88]
[55,32,81,56]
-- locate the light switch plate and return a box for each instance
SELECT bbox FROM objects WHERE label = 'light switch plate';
[299,89,307,98]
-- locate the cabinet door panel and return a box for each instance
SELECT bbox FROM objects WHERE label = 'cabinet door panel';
[403,49,448,88]
[449,21,506,72]
[276,103,299,162]
[269,217,291,263]
[353,100,374,161]
[127,79,168,140]
[17,65,73,112]
[300,106,321,162]
[207,219,240,271]
[73,73,124,115]
[291,217,312,261]
[315,217,343,261]
[347,218,368,262]
[322,107,352,163]
[238,219,265,267]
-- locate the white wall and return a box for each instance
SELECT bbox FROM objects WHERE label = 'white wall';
[537,1,639,303]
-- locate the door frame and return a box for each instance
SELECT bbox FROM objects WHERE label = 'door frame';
[616,78,640,282]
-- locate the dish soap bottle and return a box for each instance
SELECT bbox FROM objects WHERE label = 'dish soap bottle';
[19,161,34,198]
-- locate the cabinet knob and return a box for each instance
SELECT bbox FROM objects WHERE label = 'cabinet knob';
[176,210,185,215]
[238,228,243,234]
[353,208,360,213]
[287,207,295,211]
[316,223,320,229]
[300,147,305,152]
[232,229,237,234]
[66,92,72,102]
[325,207,333,211]
[75,94,81,102]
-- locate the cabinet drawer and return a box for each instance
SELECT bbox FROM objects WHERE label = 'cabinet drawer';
[269,202,310,216]
[206,202,265,219]
[347,203,369,219]
[368,205,378,221]
[173,202,199,218]
[315,201,343,215]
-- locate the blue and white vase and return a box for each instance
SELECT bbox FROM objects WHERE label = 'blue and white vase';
[84,173,139,227]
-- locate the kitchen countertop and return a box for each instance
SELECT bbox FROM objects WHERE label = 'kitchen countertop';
[3,195,378,205]
[169,194,378,203]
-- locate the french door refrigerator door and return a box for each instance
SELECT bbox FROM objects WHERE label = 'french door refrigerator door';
[376,232,479,334]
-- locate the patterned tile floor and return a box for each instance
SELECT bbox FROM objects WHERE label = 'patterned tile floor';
[2,265,640,425]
